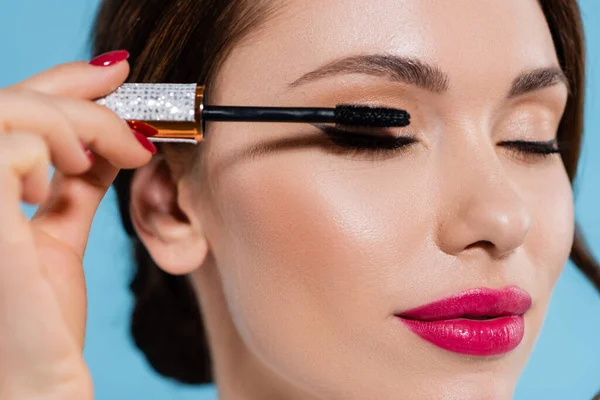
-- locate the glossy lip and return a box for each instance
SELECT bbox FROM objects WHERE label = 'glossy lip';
[395,286,532,356]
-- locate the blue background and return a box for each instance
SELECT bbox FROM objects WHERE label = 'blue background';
[1,1,599,398]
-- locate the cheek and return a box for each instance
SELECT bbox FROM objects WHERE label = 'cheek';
[522,165,574,299]
[205,151,433,381]
[215,155,430,315]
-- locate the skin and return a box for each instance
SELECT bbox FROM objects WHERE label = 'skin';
[0,1,573,400]
[0,59,153,399]
[131,0,573,399]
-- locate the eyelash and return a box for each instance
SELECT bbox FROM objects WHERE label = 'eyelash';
[321,127,562,161]
[321,127,417,158]
[498,140,562,163]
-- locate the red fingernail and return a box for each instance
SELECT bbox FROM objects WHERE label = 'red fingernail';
[133,130,157,154]
[89,50,130,67]
[127,121,159,137]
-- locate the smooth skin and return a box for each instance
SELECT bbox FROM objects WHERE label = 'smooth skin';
[0,59,153,399]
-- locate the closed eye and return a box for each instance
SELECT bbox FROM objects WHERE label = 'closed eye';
[317,126,418,159]
[499,139,562,163]
[315,126,562,164]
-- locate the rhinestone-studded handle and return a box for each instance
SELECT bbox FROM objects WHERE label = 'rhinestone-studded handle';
[95,83,198,122]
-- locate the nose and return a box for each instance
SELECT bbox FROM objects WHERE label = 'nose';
[435,144,532,259]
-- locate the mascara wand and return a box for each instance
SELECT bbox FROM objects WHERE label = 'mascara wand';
[95,83,411,144]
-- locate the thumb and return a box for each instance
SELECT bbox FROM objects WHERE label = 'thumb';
[31,155,121,260]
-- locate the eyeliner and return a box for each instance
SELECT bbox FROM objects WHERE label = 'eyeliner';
[95,83,411,144]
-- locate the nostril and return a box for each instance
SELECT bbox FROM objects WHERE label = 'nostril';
[465,239,517,260]
[465,240,495,251]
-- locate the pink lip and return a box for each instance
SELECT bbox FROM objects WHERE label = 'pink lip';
[395,286,532,356]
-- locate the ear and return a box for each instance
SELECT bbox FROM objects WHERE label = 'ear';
[129,155,209,275]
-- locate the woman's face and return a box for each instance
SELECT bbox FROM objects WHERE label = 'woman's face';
[189,0,573,398]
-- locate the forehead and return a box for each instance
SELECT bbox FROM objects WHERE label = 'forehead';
[213,0,558,102]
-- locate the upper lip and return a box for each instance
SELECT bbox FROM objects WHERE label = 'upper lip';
[396,286,532,321]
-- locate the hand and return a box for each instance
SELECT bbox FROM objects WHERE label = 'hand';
[0,50,156,399]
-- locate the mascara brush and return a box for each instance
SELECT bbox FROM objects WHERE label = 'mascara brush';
[95,83,411,144]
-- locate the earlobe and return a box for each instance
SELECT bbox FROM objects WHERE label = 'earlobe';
[129,156,209,276]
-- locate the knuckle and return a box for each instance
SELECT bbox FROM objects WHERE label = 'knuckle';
[0,166,20,193]
[94,100,122,121]
[48,62,86,79]
[0,133,49,170]
[43,99,77,135]
[35,62,84,82]
[51,62,75,75]
[92,103,131,137]
[2,92,74,137]
[22,133,50,160]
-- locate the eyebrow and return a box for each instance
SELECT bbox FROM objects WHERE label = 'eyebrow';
[508,67,569,97]
[289,54,569,98]
[289,54,449,93]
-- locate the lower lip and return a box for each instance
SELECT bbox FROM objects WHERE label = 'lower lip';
[397,315,525,356]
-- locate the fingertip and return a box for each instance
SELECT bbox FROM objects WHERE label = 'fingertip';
[132,130,158,155]
[122,127,157,167]
[85,58,130,96]
[121,131,155,169]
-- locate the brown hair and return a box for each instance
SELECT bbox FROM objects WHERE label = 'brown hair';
[92,0,600,387]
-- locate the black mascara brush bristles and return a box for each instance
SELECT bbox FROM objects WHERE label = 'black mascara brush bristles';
[334,105,410,128]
